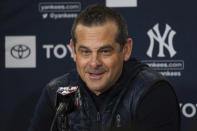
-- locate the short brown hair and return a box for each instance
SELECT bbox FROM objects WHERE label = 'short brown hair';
[71,4,128,50]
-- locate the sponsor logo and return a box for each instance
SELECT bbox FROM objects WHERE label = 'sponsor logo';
[147,23,176,58]
[39,2,81,12]
[38,2,81,20]
[142,60,184,70]
[5,36,36,68]
[11,44,31,59]
[180,103,197,118]
[42,44,73,59]
[106,0,137,7]
[142,23,184,77]
[42,13,48,19]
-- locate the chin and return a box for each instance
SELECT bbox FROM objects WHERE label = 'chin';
[87,83,105,92]
[88,85,103,91]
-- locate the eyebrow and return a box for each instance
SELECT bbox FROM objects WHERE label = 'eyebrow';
[98,45,114,51]
[77,45,114,50]
[77,45,90,51]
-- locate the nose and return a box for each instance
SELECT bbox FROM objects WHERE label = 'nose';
[89,53,102,68]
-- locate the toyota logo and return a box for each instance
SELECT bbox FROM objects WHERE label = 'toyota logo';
[11,44,31,59]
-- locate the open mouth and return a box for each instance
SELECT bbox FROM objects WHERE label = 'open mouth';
[88,72,105,79]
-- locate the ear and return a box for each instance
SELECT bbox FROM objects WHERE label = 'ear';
[123,38,132,61]
[70,39,76,62]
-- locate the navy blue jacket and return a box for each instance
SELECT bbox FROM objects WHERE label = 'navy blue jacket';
[29,59,180,131]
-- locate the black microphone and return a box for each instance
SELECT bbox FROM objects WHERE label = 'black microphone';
[56,86,79,113]
[50,86,80,131]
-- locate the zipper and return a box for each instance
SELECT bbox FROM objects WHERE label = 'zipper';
[97,112,101,130]
[97,112,101,121]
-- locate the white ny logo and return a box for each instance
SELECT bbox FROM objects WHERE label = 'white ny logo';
[146,23,177,58]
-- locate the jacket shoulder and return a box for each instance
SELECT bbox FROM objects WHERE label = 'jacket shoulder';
[47,71,78,90]
[133,66,167,91]
[129,66,172,116]
[137,66,165,81]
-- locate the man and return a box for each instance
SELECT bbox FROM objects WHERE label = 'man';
[29,5,180,131]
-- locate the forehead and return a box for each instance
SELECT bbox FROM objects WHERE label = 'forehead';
[75,21,118,45]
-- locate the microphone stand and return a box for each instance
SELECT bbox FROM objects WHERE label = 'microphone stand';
[50,103,69,131]
[61,112,69,131]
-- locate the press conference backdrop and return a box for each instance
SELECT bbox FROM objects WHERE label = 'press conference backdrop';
[1,0,197,130]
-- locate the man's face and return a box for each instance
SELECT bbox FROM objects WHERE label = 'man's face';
[70,21,132,95]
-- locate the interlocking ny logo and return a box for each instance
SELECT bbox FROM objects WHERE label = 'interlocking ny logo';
[11,44,31,59]
[147,23,176,58]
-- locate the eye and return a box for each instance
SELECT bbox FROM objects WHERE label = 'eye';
[81,49,91,56]
[100,49,112,55]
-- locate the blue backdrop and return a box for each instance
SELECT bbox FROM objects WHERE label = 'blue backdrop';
[1,0,197,130]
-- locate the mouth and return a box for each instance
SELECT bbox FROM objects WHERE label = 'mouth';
[87,72,105,80]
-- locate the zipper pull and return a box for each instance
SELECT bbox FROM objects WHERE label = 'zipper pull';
[116,114,121,127]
